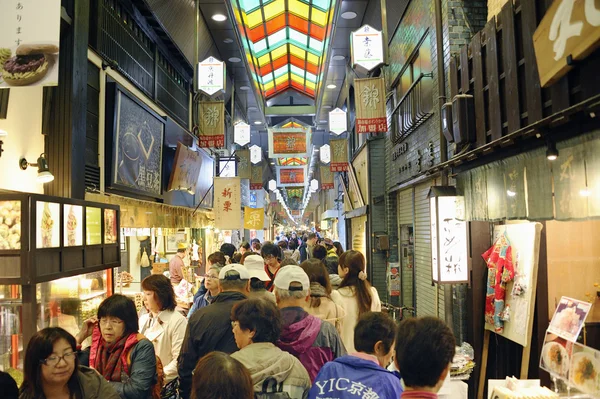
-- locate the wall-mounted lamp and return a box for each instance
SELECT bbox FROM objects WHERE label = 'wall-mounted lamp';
[546,140,559,161]
[0,129,6,158]
[19,153,55,183]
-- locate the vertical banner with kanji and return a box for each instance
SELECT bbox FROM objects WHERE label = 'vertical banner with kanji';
[355,77,388,133]
[320,165,334,189]
[214,177,241,230]
[250,164,263,190]
[244,207,264,230]
[237,149,251,179]
[198,101,225,148]
[330,138,349,172]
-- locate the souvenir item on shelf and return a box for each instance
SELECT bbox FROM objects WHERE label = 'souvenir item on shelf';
[483,233,515,333]
[141,248,150,268]
[117,271,134,287]
[41,202,54,248]
[0,201,20,249]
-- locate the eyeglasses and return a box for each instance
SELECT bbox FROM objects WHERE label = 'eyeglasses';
[204,274,218,279]
[41,351,77,367]
[99,318,124,327]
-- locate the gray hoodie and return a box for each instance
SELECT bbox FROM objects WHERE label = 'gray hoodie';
[231,342,310,399]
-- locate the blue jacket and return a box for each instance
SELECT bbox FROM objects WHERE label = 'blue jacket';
[308,355,403,399]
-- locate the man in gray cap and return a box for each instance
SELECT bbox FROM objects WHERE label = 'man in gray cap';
[178,264,250,398]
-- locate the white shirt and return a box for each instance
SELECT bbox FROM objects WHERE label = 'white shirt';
[139,309,187,383]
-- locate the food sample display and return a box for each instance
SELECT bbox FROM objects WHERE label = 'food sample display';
[64,205,83,247]
[569,344,600,394]
[0,44,58,86]
[0,201,21,250]
[86,207,102,245]
[36,201,59,248]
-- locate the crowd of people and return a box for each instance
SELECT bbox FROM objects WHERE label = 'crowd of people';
[7,233,458,399]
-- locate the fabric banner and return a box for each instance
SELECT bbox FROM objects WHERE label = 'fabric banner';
[250,164,263,190]
[330,138,349,172]
[278,167,305,186]
[268,127,311,157]
[244,207,264,229]
[237,149,251,179]
[214,177,241,230]
[167,143,201,193]
[320,165,334,190]
[355,77,388,133]
[198,101,225,148]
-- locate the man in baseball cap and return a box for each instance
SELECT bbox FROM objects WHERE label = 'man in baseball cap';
[243,254,276,303]
[178,264,250,398]
[274,266,346,382]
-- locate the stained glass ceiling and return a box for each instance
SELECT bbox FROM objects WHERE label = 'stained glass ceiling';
[277,157,308,166]
[230,0,337,100]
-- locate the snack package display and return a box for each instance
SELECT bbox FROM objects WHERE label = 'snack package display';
[0,201,21,250]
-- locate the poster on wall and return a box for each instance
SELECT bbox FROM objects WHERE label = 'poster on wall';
[0,0,60,88]
[64,204,83,247]
[277,167,306,187]
[330,138,349,172]
[250,165,263,190]
[37,201,59,248]
[167,143,202,194]
[214,177,242,230]
[547,297,592,342]
[109,86,165,198]
[355,77,388,133]
[86,207,102,246]
[268,127,311,158]
[198,101,225,148]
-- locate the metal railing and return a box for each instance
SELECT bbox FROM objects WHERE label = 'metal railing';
[392,72,434,143]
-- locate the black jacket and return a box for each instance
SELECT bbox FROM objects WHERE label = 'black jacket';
[299,242,308,262]
[177,291,247,399]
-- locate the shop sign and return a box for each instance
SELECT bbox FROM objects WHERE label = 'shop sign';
[388,263,400,297]
[320,165,334,190]
[244,206,264,229]
[430,196,468,284]
[277,166,306,187]
[330,138,349,172]
[167,143,202,194]
[351,25,384,72]
[355,77,387,133]
[250,164,263,190]
[198,101,225,148]
[268,127,311,158]
[319,144,331,164]
[328,108,347,135]
[196,56,225,95]
[533,0,600,88]
[250,145,262,164]
[237,149,251,179]
[249,192,257,207]
[214,177,242,230]
[234,122,250,146]
[393,141,435,179]
[0,0,61,88]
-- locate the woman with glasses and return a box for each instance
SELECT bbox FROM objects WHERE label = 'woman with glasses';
[19,327,119,399]
[187,264,222,319]
[76,294,158,399]
[139,275,187,396]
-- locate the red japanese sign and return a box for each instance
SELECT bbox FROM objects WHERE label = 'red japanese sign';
[279,168,305,185]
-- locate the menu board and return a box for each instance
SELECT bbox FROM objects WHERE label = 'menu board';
[104,209,117,244]
[64,204,83,247]
[36,201,59,248]
[86,207,102,245]
[0,200,21,250]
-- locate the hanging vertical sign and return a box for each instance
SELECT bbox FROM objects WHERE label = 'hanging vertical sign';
[214,177,242,230]
[167,143,202,193]
[237,149,251,179]
[330,138,349,172]
[196,56,225,95]
[234,122,251,146]
[329,108,347,135]
[355,77,388,133]
[319,144,331,164]
[244,207,264,229]
[250,164,263,190]
[198,101,225,148]
[320,166,334,190]
[250,145,262,164]
[351,25,384,72]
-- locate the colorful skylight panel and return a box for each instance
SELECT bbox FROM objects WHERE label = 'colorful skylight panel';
[230,0,336,100]
[278,157,308,166]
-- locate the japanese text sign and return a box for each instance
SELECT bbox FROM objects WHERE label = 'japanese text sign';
[320,166,334,190]
[250,164,263,190]
[533,0,600,88]
[0,0,61,88]
[277,167,306,187]
[196,56,225,95]
[330,138,349,172]
[214,177,242,230]
[198,101,224,148]
[237,149,251,179]
[351,24,384,72]
[355,77,388,133]
[329,108,347,135]
[167,143,202,194]
[268,127,311,158]
[244,207,264,229]
[234,122,251,146]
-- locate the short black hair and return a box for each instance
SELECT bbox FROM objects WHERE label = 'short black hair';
[141,274,177,311]
[250,277,267,291]
[354,312,397,354]
[324,256,339,275]
[239,241,251,250]
[395,317,456,388]
[177,248,186,254]
[261,242,281,261]
[1,370,19,399]
[97,294,139,336]
[288,239,298,251]
[231,298,282,344]
[220,243,237,259]
[251,238,260,245]
[312,244,327,261]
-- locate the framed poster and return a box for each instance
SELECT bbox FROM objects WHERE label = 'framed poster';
[167,143,202,194]
[268,127,311,158]
[277,166,307,187]
[106,83,165,199]
[166,230,186,253]
[195,149,214,208]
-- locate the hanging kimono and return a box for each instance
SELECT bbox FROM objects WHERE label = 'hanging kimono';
[482,233,515,333]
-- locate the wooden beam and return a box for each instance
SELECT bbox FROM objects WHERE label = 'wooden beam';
[485,19,502,140]
[500,1,520,133]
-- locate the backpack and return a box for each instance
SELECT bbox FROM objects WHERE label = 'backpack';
[126,343,164,399]
[254,377,291,399]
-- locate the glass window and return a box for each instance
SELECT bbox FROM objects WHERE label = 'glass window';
[0,285,23,381]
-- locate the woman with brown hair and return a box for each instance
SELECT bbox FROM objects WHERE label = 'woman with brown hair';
[300,259,345,334]
[191,352,254,399]
[331,250,381,353]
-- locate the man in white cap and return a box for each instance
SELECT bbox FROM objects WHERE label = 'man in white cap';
[178,264,250,399]
[274,266,346,382]
[243,254,276,303]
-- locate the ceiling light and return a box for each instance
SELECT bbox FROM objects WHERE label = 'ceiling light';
[240,85,250,91]
[341,11,357,19]
[248,106,258,111]
[580,189,591,197]
[546,141,559,161]
[327,84,337,89]
[212,14,227,22]
[323,105,332,109]
[223,38,234,43]
[332,55,345,61]
[254,121,262,125]
[506,190,516,197]
[20,153,54,183]
[319,120,327,123]
[228,57,241,63]
[0,129,7,137]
